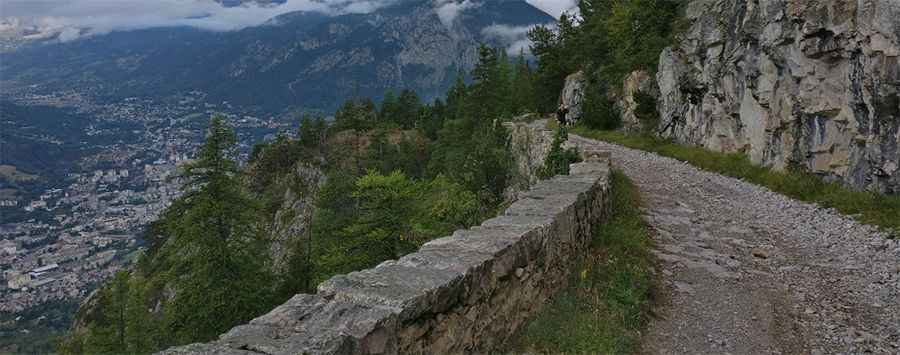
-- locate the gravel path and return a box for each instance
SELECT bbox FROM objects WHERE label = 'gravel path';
[569,134,900,354]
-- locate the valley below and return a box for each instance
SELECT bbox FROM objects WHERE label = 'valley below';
[0,90,290,352]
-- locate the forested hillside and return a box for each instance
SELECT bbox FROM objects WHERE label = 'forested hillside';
[526,0,683,125]
[58,45,540,354]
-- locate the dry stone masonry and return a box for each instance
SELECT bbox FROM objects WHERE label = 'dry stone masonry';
[657,0,900,193]
[160,147,613,354]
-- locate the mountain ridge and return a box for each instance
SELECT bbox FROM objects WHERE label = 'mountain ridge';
[0,0,553,114]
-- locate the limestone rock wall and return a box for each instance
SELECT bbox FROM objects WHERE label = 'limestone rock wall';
[160,152,612,355]
[504,118,557,197]
[619,70,657,133]
[560,71,586,123]
[657,0,900,193]
[269,163,326,273]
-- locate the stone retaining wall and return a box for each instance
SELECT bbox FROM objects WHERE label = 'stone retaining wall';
[161,151,612,355]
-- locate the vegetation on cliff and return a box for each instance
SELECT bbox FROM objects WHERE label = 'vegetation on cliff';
[527,0,684,119]
[510,170,655,353]
[537,127,581,180]
[59,45,540,354]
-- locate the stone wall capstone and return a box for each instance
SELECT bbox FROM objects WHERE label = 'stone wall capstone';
[160,146,612,355]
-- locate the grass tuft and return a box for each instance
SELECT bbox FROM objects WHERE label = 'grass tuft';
[508,170,655,353]
[573,128,900,236]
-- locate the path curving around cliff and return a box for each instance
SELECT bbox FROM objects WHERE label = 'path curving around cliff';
[568,134,900,354]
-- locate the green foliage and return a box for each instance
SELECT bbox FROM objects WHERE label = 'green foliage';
[580,80,621,130]
[426,46,517,210]
[529,0,684,115]
[510,170,655,353]
[379,90,421,129]
[332,98,378,131]
[1,300,78,354]
[347,170,420,261]
[247,133,300,195]
[510,51,538,115]
[297,114,327,150]
[527,16,580,113]
[304,44,522,284]
[633,89,660,133]
[537,127,581,179]
[311,170,478,282]
[65,42,531,354]
[599,0,684,81]
[165,116,276,343]
[363,130,427,178]
[62,116,280,354]
[573,128,900,234]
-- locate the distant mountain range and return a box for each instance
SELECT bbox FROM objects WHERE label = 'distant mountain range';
[0,0,553,114]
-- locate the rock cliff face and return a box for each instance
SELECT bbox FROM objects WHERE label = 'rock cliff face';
[269,163,326,272]
[504,117,557,196]
[559,71,586,123]
[657,0,900,193]
[619,70,656,132]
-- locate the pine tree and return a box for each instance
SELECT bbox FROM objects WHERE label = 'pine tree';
[510,51,536,115]
[167,115,275,343]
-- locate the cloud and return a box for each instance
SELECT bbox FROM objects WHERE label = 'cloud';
[0,0,575,44]
[524,0,577,19]
[433,0,479,28]
[482,23,550,56]
[0,0,399,42]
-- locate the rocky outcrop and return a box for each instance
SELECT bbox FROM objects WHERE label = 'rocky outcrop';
[159,150,613,355]
[619,70,656,132]
[269,163,326,273]
[657,0,900,193]
[559,71,586,123]
[503,117,557,197]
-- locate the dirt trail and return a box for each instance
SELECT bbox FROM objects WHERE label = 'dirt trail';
[569,135,900,354]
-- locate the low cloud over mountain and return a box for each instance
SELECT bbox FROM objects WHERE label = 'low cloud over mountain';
[0,0,569,43]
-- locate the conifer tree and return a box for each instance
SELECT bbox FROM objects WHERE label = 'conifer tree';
[167,115,275,343]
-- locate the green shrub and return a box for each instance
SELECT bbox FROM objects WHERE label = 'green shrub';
[509,170,655,353]
[581,80,622,130]
[537,127,582,179]
[633,89,660,133]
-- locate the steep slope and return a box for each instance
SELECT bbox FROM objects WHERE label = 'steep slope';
[656,0,900,193]
[0,0,553,113]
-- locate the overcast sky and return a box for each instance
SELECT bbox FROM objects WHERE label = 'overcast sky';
[0,0,576,42]
[526,0,577,18]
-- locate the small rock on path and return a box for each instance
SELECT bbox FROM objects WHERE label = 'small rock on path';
[569,134,900,354]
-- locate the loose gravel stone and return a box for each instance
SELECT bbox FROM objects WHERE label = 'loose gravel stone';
[751,249,770,259]
[570,135,900,354]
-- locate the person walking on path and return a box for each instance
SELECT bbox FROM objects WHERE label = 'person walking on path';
[556,104,570,126]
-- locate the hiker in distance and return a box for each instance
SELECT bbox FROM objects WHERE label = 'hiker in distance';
[556,104,569,126]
